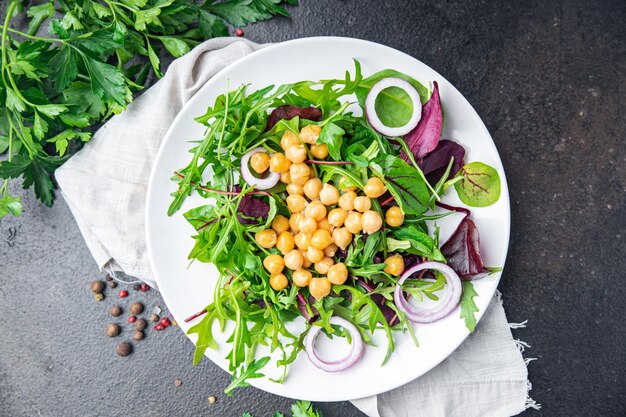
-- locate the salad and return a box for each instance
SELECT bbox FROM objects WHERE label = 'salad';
[168,61,502,394]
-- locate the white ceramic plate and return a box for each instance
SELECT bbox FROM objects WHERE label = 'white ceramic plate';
[145,37,510,402]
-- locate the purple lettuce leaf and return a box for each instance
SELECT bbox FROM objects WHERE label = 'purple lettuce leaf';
[401,81,443,160]
[440,216,489,280]
[297,292,317,323]
[234,186,270,225]
[266,105,322,130]
[419,139,465,185]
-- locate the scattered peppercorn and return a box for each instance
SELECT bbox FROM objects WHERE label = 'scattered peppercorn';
[134,318,147,331]
[90,280,105,294]
[108,281,117,289]
[208,396,217,404]
[94,293,105,302]
[128,315,137,323]
[105,275,113,282]
[109,305,122,317]
[171,320,178,327]
[140,283,150,292]
[130,302,144,315]
[133,283,142,291]
[106,323,120,337]
[160,317,171,327]
[154,324,164,331]
[174,379,183,387]
[132,331,145,341]
[119,290,128,298]
[149,314,159,323]
[235,28,244,37]
[115,342,132,357]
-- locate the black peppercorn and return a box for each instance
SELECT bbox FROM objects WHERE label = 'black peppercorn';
[106,323,120,337]
[130,302,144,315]
[108,281,117,289]
[133,283,142,291]
[134,318,147,331]
[109,305,122,317]
[132,331,144,341]
[90,280,105,294]
[149,314,159,322]
[115,342,132,357]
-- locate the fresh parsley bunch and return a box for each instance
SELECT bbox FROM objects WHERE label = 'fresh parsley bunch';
[242,401,322,417]
[0,0,297,218]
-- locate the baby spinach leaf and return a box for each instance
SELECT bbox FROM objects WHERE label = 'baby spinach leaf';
[317,122,345,160]
[373,86,414,128]
[370,155,429,215]
[356,69,429,106]
[459,281,479,332]
[454,161,501,207]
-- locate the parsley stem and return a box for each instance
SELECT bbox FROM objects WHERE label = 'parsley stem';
[0,25,64,44]
[0,4,16,88]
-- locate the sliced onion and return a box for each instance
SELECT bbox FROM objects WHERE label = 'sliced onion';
[365,77,423,137]
[305,316,364,372]
[394,261,462,324]
[240,147,279,190]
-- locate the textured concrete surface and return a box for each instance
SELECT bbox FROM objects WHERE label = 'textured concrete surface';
[1,1,626,416]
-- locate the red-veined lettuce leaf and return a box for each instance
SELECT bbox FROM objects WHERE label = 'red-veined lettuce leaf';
[266,105,322,130]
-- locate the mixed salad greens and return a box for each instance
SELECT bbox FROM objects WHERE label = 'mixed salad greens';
[168,61,502,394]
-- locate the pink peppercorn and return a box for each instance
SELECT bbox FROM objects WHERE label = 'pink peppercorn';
[119,290,128,298]
[128,316,137,323]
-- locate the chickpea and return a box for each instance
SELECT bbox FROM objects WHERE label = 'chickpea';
[284,249,304,270]
[285,144,307,164]
[317,217,332,231]
[250,152,270,174]
[263,254,284,275]
[280,171,291,184]
[324,243,338,257]
[327,262,348,285]
[303,178,323,200]
[294,232,311,250]
[305,201,326,222]
[301,250,313,268]
[315,257,334,274]
[364,177,387,198]
[300,124,321,145]
[255,229,277,248]
[289,213,304,232]
[361,210,383,234]
[286,183,304,195]
[332,227,353,250]
[338,191,357,211]
[307,246,325,263]
[319,184,340,206]
[269,153,291,173]
[327,208,347,227]
[353,196,371,213]
[344,211,363,234]
[310,229,333,250]
[269,274,289,291]
[299,216,318,235]
[309,277,332,300]
[286,194,307,213]
[276,231,295,254]
[384,254,405,276]
[310,143,328,159]
[271,215,290,234]
[281,131,301,150]
[292,269,313,287]
[339,176,357,192]
[290,163,311,186]
[385,206,404,227]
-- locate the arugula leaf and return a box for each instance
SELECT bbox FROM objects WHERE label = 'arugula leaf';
[460,281,479,332]
[370,155,430,215]
[454,162,501,207]
[224,356,271,395]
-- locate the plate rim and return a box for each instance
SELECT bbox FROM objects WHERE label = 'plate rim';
[145,36,511,401]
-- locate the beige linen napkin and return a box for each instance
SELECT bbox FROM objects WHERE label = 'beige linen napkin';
[55,38,539,417]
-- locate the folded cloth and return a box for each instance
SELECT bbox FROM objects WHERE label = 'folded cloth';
[56,38,537,417]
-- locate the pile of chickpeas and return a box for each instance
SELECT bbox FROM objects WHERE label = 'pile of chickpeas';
[250,125,407,300]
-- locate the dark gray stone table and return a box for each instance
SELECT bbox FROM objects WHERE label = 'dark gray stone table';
[1,1,625,416]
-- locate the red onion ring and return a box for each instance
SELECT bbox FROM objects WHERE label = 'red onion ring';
[305,316,364,372]
[240,147,279,190]
[394,261,462,324]
[365,77,423,137]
